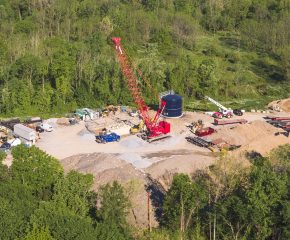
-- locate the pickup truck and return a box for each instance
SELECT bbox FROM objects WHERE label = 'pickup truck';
[38,123,53,132]
[95,133,120,143]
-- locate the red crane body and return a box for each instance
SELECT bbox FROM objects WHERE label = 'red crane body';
[112,37,170,141]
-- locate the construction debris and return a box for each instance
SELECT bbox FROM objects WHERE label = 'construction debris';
[56,118,70,126]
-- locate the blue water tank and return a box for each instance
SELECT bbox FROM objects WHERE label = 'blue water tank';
[161,94,183,118]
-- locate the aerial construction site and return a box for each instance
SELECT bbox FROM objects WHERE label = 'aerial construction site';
[1,1,290,239]
[1,38,290,228]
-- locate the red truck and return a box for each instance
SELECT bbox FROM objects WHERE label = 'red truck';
[195,127,215,137]
[214,119,247,125]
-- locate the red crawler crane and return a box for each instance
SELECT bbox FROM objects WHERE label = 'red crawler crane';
[112,37,170,142]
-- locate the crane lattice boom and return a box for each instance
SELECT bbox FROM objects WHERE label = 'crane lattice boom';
[205,96,228,111]
[112,37,170,138]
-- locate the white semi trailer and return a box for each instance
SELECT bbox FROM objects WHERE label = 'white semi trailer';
[13,124,36,146]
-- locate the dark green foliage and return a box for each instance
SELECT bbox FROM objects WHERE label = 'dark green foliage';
[52,170,94,217]
[97,181,132,239]
[23,224,55,240]
[245,158,287,239]
[0,146,132,240]
[0,0,289,116]
[162,174,207,230]
[30,201,98,240]
[161,144,290,240]
[11,145,63,199]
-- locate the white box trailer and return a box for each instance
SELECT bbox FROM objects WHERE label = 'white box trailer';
[14,124,36,145]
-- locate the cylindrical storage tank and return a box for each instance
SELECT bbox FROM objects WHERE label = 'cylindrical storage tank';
[161,94,183,118]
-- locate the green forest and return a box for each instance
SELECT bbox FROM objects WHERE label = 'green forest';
[0,0,289,116]
[0,144,289,239]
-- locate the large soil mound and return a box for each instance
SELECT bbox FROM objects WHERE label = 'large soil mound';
[61,153,151,227]
[268,98,290,112]
[212,120,289,155]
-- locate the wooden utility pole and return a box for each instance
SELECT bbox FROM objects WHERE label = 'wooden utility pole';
[147,191,152,232]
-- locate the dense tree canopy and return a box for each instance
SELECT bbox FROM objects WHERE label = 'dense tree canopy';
[158,144,290,240]
[0,0,289,116]
[0,143,289,239]
[0,146,132,240]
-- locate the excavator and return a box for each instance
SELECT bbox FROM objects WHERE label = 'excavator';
[187,120,204,134]
[112,37,170,142]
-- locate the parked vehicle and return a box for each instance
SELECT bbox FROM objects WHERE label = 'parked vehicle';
[36,125,45,133]
[95,132,120,143]
[233,109,243,116]
[212,111,233,119]
[205,96,233,118]
[8,138,21,147]
[0,142,11,152]
[14,124,36,146]
[69,118,78,125]
[14,124,36,141]
[195,127,215,137]
[39,123,53,132]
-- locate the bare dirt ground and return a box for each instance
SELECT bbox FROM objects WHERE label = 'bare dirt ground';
[35,110,290,227]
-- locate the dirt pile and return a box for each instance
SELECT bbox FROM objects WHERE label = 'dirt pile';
[212,120,290,155]
[268,98,290,112]
[56,117,70,126]
[145,150,214,190]
[61,153,152,227]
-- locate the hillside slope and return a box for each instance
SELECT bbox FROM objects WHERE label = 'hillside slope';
[0,0,289,116]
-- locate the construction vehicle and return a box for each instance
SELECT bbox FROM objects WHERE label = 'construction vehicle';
[205,96,234,118]
[112,37,170,142]
[95,132,120,143]
[195,127,215,137]
[214,118,247,125]
[187,120,204,134]
[130,121,144,134]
